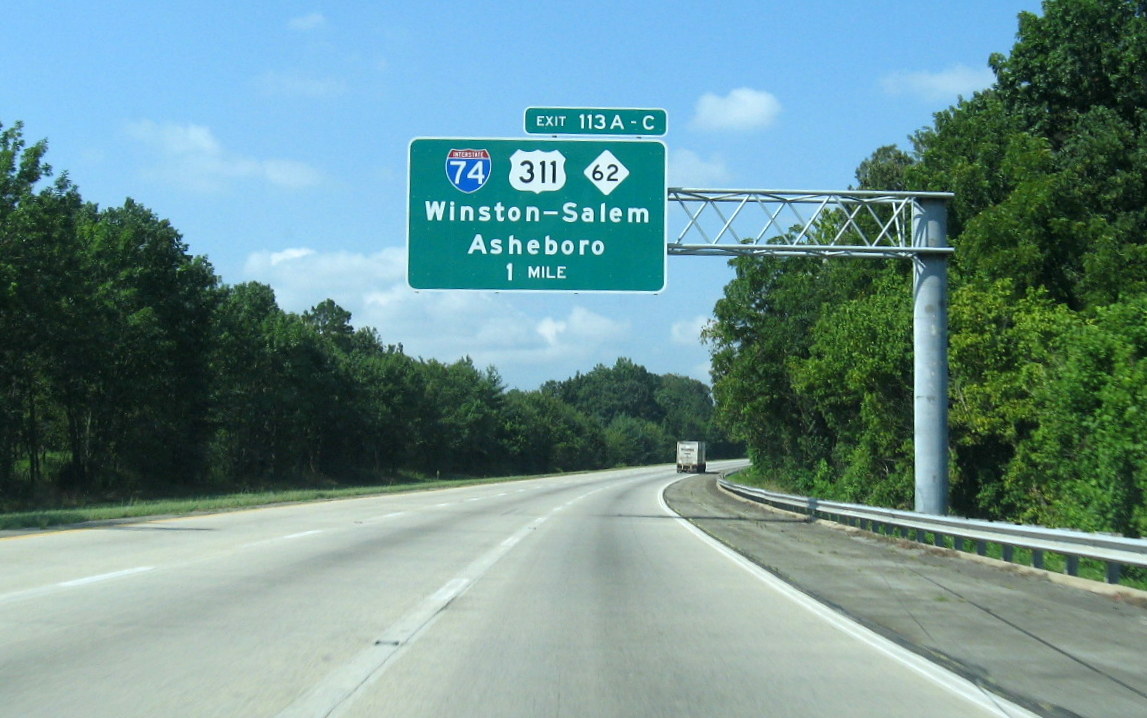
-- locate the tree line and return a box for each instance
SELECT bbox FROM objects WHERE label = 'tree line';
[705,0,1147,536]
[0,127,735,510]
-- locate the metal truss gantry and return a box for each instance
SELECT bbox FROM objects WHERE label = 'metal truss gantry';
[667,188,955,259]
[667,188,955,516]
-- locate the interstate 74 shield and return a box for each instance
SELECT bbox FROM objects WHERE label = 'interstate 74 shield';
[445,148,491,193]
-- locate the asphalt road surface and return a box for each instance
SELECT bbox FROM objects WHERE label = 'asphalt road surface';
[1,462,1038,717]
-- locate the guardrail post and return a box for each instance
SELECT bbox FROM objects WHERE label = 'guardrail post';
[1106,563,1122,585]
[912,198,950,515]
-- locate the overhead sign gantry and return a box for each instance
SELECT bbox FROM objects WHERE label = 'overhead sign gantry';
[405,108,953,516]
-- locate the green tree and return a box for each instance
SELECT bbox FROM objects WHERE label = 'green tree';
[207,282,288,482]
[543,357,664,426]
[789,268,914,507]
[327,327,426,477]
[0,122,83,496]
[1003,297,1147,536]
[501,390,606,473]
[419,358,506,476]
[654,373,713,443]
[853,144,914,191]
[303,298,355,353]
[71,199,218,491]
[945,281,1071,517]
[604,415,672,467]
[906,91,1023,236]
[991,0,1147,145]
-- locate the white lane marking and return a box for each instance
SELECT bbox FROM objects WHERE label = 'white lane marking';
[1,565,156,605]
[431,577,471,603]
[57,566,155,587]
[282,530,323,540]
[356,511,408,526]
[657,480,1041,718]
[276,484,603,718]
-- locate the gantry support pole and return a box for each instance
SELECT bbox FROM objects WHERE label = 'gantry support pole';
[911,199,950,515]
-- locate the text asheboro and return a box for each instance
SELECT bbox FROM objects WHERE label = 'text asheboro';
[466,233,606,257]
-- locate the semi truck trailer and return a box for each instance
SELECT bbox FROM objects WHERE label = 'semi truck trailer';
[676,441,706,473]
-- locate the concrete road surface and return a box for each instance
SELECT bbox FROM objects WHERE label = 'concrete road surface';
[1,463,1036,717]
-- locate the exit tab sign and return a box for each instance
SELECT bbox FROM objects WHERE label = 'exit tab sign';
[525,107,667,136]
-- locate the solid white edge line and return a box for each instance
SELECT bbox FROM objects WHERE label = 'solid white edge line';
[657,478,1041,718]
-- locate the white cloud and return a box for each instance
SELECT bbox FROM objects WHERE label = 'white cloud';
[257,71,348,99]
[881,64,996,102]
[244,247,405,309]
[670,315,711,346]
[669,149,732,188]
[241,246,634,386]
[262,159,325,188]
[289,12,327,31]
[268,248,316,266]
[131,120,221,155]
[127,120,324,192]
[691,88,781,131]
[537,316,565,346]
[360,290,629,372]
[536,306,629,350]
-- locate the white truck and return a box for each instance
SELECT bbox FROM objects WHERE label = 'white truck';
[675,441,707,473]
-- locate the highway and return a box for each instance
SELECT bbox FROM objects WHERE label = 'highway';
[0,462,1036,717]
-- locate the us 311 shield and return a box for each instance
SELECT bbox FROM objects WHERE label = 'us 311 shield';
[445,149,491,193]
[509,149,566,194]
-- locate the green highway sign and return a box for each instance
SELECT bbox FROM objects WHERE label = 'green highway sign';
[524,107,668,136]
[408,138,666,292]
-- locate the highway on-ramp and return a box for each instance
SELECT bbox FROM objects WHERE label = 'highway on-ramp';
[0,462,1035,717]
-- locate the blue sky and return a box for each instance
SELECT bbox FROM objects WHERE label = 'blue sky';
[4,1,1041,389]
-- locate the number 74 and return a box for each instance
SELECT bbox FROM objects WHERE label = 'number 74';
[448,159,486,184]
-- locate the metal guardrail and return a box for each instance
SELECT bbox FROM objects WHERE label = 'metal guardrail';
[717,476,1147,586]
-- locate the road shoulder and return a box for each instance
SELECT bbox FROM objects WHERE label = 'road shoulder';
[663,473,1147,718]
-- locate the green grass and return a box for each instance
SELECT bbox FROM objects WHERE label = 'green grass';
[0,474,547,532]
